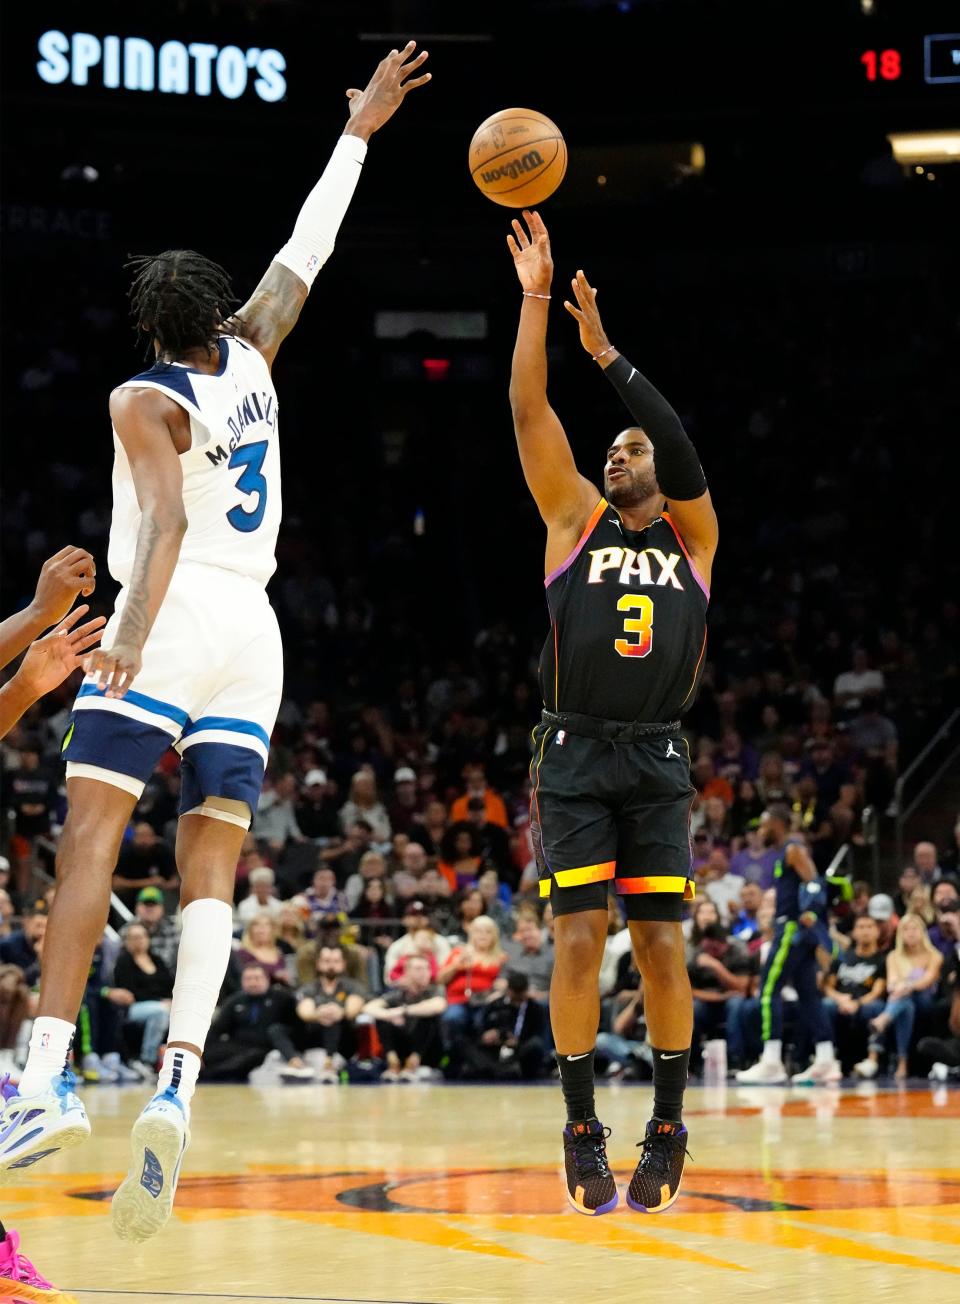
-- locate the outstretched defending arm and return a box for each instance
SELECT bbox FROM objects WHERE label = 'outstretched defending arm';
[233,42,430,368]
[564,272,718,585]
[507,211,600,574]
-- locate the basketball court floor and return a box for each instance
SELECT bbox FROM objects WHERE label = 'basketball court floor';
[6,1081,959,1303]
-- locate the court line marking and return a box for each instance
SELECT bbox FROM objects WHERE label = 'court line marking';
[69,1293,444,1303]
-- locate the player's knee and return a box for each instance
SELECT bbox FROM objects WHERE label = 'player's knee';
[631,921,685,980]
[554,914,604,977]
[56,808,123,879]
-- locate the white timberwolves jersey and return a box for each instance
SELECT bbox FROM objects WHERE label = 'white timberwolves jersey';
[108,335,280,588]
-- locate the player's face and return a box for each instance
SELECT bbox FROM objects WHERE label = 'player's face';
[604,430,659,507]
[759,813,782,847]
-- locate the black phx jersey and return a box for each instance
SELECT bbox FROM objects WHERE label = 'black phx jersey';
[532,498,709,921]
[539,500,708,721]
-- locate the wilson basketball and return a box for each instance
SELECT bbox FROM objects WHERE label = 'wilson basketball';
[469,108,567,208]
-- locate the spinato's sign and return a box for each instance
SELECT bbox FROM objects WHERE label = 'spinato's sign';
[36,30,287,101]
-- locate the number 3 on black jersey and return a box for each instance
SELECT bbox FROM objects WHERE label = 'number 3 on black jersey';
[226,440,268,533]
[615,593,654,658]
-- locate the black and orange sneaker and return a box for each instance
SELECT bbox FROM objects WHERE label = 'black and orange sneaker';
[626,1118,690,1214]
[562,1118,618,1215]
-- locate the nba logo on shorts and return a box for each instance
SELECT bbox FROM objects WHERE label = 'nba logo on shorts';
[556,729,566,746]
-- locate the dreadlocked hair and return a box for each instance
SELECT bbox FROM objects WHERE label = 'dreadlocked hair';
[125,249,240,362]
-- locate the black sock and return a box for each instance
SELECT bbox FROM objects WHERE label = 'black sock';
[557,1050,597,1122]
[652,1046,690,1122]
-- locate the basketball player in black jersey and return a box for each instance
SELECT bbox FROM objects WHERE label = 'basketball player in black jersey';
[507,211,718,1215]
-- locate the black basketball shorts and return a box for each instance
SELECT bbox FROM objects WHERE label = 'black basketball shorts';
[529,714,696,921]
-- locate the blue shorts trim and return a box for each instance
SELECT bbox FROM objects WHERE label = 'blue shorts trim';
[180,715,271,750]
[76,683,190,729]
[63,709,174,783]
[179,741,266,815]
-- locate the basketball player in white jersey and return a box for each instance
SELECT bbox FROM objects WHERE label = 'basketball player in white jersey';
[0,42,430,1242]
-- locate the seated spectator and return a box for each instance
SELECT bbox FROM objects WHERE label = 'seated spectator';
[439,825,485,892]
[391,841,431,901]
[409,799,449,858]
[436,916,506,1072]
[730,882,764,944]
[295,912,370,991]
[822,915,887,1070]
[856,913,944,1080]
[295,769,340,840]
[470,970,548,1080]
[276,903,307,955]
[236,914,293,986]
[112,821,178,912]
[894,866,922,917]
[417,867,457,935]
[928,884,960,959]
[388,926,448,985]
[0,909,46,973]
[728,823,778,887]
[383,902,452,984]
[133,887,181,971]
[236,866,284,924]
[867,893,898,950]
[353,877,397,953]
[687,921,753,1070]
[0,889,14,940]
[461,797,515,885]
[912,840,944,885]
[729,781,765,840]
[906,884,935,927]
[364,954,447,1081]
[299,867,349,924]
[477,868,514,933]
[503,909,553,1002]
[716,729,760,786]
[5,738,57,895]
[833,648,884,716]
[849,694,898,770]
[203,963,312,1082]
[596,957,648,1079]
[294,944,365,1081]
[598,897,632,996]
[694,795,733,847]
[917,945,960,1076]
[699,849,745,924]
[108,922,175,1076]
[388,766,422,836]
[254,774,304,855]
[344,850,388,913]
[449,761,509,830]
[339,768,391,844]
[691,756,735,808]
[0,964,31,1075]
[451,888,485,942]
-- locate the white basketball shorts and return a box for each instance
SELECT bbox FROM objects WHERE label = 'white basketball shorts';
[62,562,282,825]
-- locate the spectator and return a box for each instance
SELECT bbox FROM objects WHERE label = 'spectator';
[295,769,340,840]
[596,957,648,1079]
[928,885,960,959]
[236,866,284,924]
[452,888,485,942]
[503,910,553,1002]
[236,914,293,986]
[255,774,304,854]
[729,823,778,887]
[449,761,509,830]
[344,850,387,912]
[300,867,349,923]
[112,821,178,912]
[0,964,31,1076]
[388,766,422,836]
[699,849,745,925]
[439,825,484,891]
[436,916,506,1071]
[856,913,944,1080]
[383,902,452,983]
[461,797,515,884]
[339,769,391,844]
[941,817,960,876]
[391,840,430,901]
[822,915,887,1070]
[0,909,46,972]
[364,954,447,1081]
[319,819,375,883]
[476,868,514,934]
[833,648,884,714]
[906,884,935,927]
[894,866,922,917]
[849,694,898,769]
[729,780,765,839]
[134,887,181,971]
[0,889,14,940]
[4,738,57,894]
[203,963,312,1082]
[352,878,396,953]
[916,945,960,1077]
[409,799,449,857]
[867,893,897,951]
[417,868,458,935]
[730,882,764,943]
[276,903,307,954]
[688,921,753,1068]
[108,921,175,1076]
[693,795,733,847]
[691,756,735,807]
[294,944,365,1081]
[471,969,548,1080]
[912,840,943,885]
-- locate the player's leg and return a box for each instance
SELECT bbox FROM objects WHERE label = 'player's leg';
[532,724,619,1215]
[790,941,841,1084]
[736,922,795,1083]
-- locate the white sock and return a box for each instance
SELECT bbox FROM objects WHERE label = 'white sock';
[762,1039,783,1065]
[157,1046,201,1106]
[815,1040,835,1064]
[18,1017,75,1097]
[167,898,233,1051]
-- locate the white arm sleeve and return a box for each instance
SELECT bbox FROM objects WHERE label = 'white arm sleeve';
[272,133,368,290]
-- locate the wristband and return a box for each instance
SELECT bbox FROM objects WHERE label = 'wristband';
[592,344,616,362]
[523,291,551,300]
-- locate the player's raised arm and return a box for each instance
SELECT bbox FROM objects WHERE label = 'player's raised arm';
[507,212,600,556]
[564,272,719,586]
[231,41,431,368]
[83,388,188,698]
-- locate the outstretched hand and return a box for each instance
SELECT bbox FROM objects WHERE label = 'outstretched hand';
[506,210,553,295]
[563,270,613,358]
[16,605,106,701]
[345,41,431,139]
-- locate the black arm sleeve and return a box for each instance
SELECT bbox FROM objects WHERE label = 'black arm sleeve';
[603,353,707,500]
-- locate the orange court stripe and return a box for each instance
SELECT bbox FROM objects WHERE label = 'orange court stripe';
[552,861,616,888]
[615,875,689,895]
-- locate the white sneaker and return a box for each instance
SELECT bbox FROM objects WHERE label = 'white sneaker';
[0,1071,91,1184]
[928,1062,950,1082]
[792,1059,842,1085]
[111,1090,191,1243]
[102,1053,143,1084]
[853,1058,878,1080]
[735,1059,787,1085]
[279,1063,315,1081]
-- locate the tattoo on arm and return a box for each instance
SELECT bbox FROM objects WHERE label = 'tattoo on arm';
[114,515,167,650]
[229,263,308,364]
